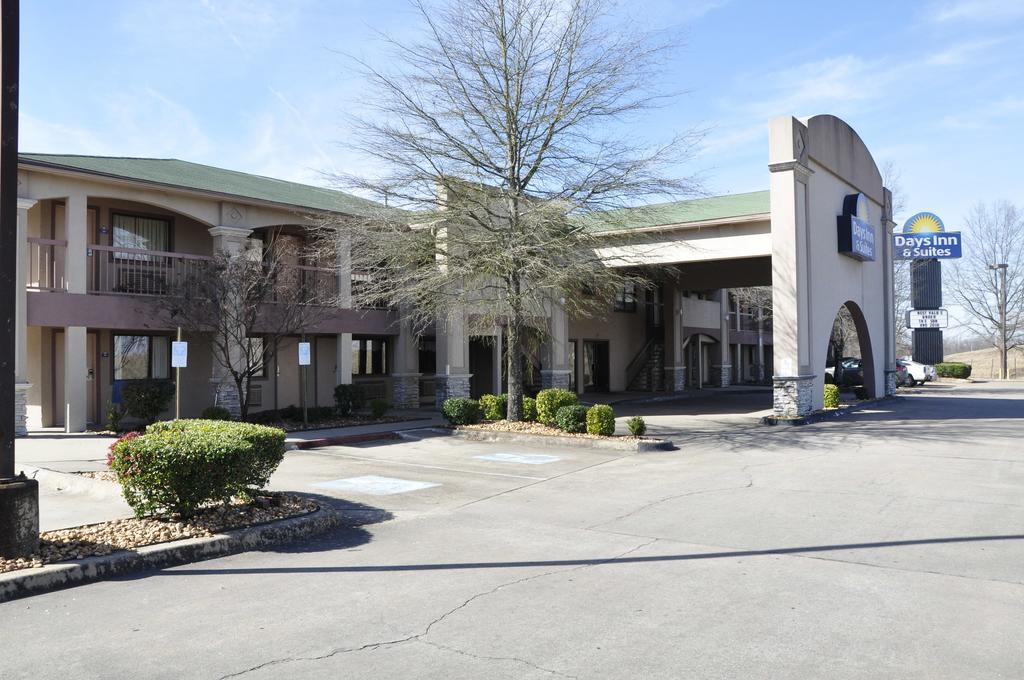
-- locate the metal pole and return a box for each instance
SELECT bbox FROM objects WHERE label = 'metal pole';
[1000,265,1008,380]
[0,0,21,481]
[175,326,182,419]
[300,334,308,426]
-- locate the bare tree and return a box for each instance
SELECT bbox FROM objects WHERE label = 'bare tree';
[948,201,1024,370]
[323,0,700,420]
[882,160,912,355]
[161,234,340,419]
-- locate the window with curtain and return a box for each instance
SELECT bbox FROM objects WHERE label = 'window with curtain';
[112,213,170,259]
[614,282,637,313]
[351,337,389,375]
[114,335,170,380]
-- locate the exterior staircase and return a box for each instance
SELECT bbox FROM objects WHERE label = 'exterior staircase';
[627,341,665,391]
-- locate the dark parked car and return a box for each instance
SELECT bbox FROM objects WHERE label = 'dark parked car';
[825,357,863,386]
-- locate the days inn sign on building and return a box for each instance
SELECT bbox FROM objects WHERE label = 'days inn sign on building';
[893,212,963,260]
[837,193,876,261]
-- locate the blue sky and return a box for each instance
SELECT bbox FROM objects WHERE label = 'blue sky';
[20,0,1024,231]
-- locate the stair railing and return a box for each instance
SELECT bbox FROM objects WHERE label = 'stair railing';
[624,337,657,390]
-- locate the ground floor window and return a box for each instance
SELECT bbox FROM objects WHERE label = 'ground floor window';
[113,335,170,380]
[352,336,389,375]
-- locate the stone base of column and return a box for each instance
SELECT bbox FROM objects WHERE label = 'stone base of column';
[664,366,686,392]
[212,378,242,419]
[435,374,472,408]
[391,373,422,409]
[772,375,816,417]
[711,364,732,388]
[14,382,31,437]
[884,370,898,397]
[0,476,39,559]
[540,369,572,390]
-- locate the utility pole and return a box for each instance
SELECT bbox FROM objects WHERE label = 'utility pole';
[0,0,40,560]
[990,263,1009,380]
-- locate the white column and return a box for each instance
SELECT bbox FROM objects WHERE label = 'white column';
[64,326,88,433]
[435,308,471,406]
[769,116,815,416]
[65,193,88,294]
[541,296,571,389]
[664,286,686,392]
[712,289,732,387]
[15,199,38,436]
[492,328,503,395]
[882,188,898,396]
[390,307,421,408]
[336,333,353,386]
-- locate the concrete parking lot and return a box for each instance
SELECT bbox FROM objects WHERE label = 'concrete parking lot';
[2,381,1023,679]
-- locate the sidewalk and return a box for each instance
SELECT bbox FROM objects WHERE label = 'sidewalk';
[283,411,446,448]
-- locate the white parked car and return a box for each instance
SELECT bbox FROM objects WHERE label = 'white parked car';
[897,358,936,386]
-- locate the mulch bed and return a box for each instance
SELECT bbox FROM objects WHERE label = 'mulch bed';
[0,493,317,574]
[459,420,653,441]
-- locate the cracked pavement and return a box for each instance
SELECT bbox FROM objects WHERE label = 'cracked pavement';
[3,381,1024,678]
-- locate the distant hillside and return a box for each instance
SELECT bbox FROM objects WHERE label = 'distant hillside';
[944,346,1024,379]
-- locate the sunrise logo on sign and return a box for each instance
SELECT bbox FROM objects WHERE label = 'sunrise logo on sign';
[893,212,963,260]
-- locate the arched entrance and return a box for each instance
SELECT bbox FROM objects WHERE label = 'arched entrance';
[824,301,876,399]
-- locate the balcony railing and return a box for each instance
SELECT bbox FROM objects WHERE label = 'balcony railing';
[27,237,67,291]
[87,245,213,296]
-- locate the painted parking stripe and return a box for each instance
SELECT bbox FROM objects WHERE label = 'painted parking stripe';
[474,453,562,465]
[312,475,440,495]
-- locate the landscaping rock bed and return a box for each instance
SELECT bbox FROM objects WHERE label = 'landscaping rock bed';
[0,493,316,574]
[451,421,674,452]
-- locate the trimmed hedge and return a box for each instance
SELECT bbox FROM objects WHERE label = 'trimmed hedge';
[442,398,482,425]
[108,419,286,518]
[935,362,972,379]
[823,384,840,409]
[626,416,646,437]
[585,404,616,436]
[536,388,578,424]
[522,396,537,422]
[479,393,508,421]
[555,404,588,433]
[334,383,367,416]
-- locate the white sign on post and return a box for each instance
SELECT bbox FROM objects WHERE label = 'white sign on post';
[297,341,312,366]
[171,341,188,368]
[906,309,948,329]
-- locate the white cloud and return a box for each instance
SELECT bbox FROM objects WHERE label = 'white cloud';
[929,0,1024,22]
[925,37,1006,65]
[19,113,114,155]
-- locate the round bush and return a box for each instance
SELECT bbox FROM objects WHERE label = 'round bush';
[109,419,286,518]
[585,404,616,436]
[442,397,482,425]
[626,415,646,437]
[121,380,175,425]
[555,404,588,433]
[522,396,538,422]
[334,383,367,416]
[823,384,840,408]
[201,406,233,421]
[935,362,972,379]
[536,388,578,424]
[370,399,391,419]
[479,393,508,421]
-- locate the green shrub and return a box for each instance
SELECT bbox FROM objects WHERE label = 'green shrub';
[121,380,175,425]
[442,398,482,425]
[626,415,646,437]
[555,404,588,433]
[522,396,537,422]
[935,362,972,379]
[479,393,508,421]
[370,399,391,418]
[334,383,367,416]
[585,404,616,436]
[823,384,840,408]
[536,388,578,424]
[106,403,125,432]
[109,419,286,518]
[201,406,233,421]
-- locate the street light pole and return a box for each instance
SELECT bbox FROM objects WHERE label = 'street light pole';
[989,263,1009,380]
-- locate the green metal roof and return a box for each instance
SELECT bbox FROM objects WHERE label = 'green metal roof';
[583,190,770,232]
[19,153,382,216]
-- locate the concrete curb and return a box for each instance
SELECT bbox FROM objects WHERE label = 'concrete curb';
[760,395,900,426]
[0,505,341,603]
[441,427,675,452]
[286,432,401,451]
[22,466,123,500]
[593,388,770,407]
